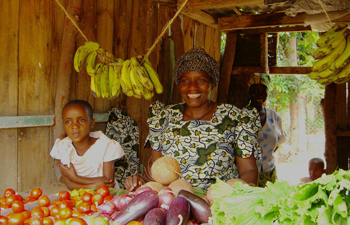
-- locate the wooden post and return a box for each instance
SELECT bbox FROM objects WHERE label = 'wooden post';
[217,32,237,103]
[260,33,269,74]
[324,83,337,174]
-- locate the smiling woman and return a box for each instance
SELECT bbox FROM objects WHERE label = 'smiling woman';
[124,48,262,191]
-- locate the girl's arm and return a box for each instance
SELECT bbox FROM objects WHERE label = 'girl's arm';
[235,154,258,186]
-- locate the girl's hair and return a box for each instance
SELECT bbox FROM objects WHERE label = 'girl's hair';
[309,157,325,169]
[63,100,93,120]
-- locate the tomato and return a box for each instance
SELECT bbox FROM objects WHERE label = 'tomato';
[24,196,36,204]
[68,218,87,225]
[49,206,59,217]
[0,215,9,224]
[76,202,91,214]
[78,189,86,197]
[0,203,9,211]
[4,189,16,198]
[5,195,17,207]
[90,204,97,212]
[81,193,92,204]
[8,213,25,225]
[71,210,81,218]
[95,186,109,198]
[58,200,73,209]
[40,207,49,217]
[42,217,53,225]
[0,197,5,205]
[58,191,70,201]
[37,195,50,207]
[31,207,44,219]
[91,194,103,206]
[15,195,23,203]
[30,188,42,200]
[11,200,25,213]
[58,207,72,220]
[29,217,43,225]
[20,210,31,220]
[126,222,143,225]
[103,195,113,202]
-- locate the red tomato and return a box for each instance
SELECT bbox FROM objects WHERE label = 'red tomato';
[42,217,53,225]
[68,218,87,225]
[29,217,43,225]
[37,195,50,207]
[49,206,59,217]
[103,195,113,202]
[58,200,73,209]
[40,207,49,217]
[4,189,16,198]
[31,207,44,219]
[8,213,25,225]
[11,200,25,213]
[0,215,9,224]
[0,197,5,205]
[91,194,103,206]
[15,195,23,203]
[58,191,71,201]
[81,193,92,204]
[0,203,9,211]
[30,188,42,200]
[20,210,31,220]
[71,210,82,218]
[76,202,91,214]
[58,207,72,220]
[24,196,36,204]
[5,195,17,207]
[95,186,110,198]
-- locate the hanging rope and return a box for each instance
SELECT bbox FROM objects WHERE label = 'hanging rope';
[316,0,333,26]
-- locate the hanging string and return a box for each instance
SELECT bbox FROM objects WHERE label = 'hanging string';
[54,0,89,42]
[316,0,333,26]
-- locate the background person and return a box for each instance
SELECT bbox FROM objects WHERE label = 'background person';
[125,47,262,191]
[247,73,287,187]
[50,100,125,190]
[300,157,326,183]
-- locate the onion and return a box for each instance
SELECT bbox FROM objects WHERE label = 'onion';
[134,186,152,195]
[158,191,175,210]
[97,201,116,215]
[151,156,181,185]
[116,194,134,211]
[158,186,172,195]
[142,181,164,192]
[110,196,120,208]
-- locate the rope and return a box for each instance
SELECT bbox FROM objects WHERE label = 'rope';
[54,0,89,42]
[316,0,333,26]
[143,0,190,60]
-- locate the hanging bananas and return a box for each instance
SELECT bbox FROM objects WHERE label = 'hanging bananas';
[74,42,100,72]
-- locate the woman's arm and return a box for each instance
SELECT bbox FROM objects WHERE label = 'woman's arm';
[235,154,258,186]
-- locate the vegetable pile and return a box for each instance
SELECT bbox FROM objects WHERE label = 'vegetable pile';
[210,169,350,225]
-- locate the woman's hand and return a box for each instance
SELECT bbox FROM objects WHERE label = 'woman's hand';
[59,162,77,181]
[124,175,145,191]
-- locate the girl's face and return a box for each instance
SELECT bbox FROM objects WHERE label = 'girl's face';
[62,104,95,144]
[179,71,213,108]
[249,84,268,107]
[309,161,324,181]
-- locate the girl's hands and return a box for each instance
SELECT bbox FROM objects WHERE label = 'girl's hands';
[59,162,77,180]
[124,175,145,191]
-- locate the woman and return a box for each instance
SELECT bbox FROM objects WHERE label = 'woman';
[247,73,287,187]
[125,47,261,191]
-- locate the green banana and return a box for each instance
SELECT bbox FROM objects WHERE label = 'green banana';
[120,60,134,97]
[317,76,333,86]
[332,62,350,84]
[108,65,115,98]
[316,23,348,48]
[143,87,154,100]
[308,71,319,80]
[111,58,124,98]
[92,64,103,98]
[312,37,346,72]
[143,57,163,94]
[129,64,144,97]
[86,48,104,76]
[74,41,100,72]
[312,34,346,60]
[130,57,154,91]
[330,34,350,72]
[100,65,110,99]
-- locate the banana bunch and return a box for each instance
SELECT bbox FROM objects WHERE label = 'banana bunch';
[308,23,350,85]
[74,42,163,99]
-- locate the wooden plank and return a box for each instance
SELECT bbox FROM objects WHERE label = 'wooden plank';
[218,11,350,32]
[151,0,176,5]
[0,0,19,193]
[232,66,312,74]
[336,130,350,136]
[260,33,269,74]
[177,0,263,10]
[183,15,195,53]
[181,9,218,30]
[0,116,55,129]
[194,21,205,47]
[18,0,55,192]
[218,32,237,103]
[348,81,350,127]
[336,83,347,130]
[232,26,312,34]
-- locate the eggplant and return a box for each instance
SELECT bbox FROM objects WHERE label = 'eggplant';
[165,196,190,225]
[143,208,166,225]
[113,190,159,225]
[178,189,212,223]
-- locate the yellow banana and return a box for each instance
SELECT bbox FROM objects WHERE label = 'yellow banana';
[130,57,154,91]
[74,41,100,72]
[92,64,103,98]
[330,34,350,72]
[100,65,110,99]
[316,23,348,48]
[332,62,350,84]
[308,71,319,80]
[312,34,346,60]
[120,60,134,97]
[312,37,346,72]
[90,76,96,97]
[143,87,154,100]
[143,57,163,94]
[110,58,124,98]
[86,48,104,76]
[108,65,115,98]
[129,64,144,97]
[317,76,333,86]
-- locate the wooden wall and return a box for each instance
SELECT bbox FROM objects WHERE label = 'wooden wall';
[0,0,221,193]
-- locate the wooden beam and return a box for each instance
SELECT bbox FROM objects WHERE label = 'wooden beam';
[232,66,312,74]
[219,11,350,32]
[177,0,264,10]
[180,9,218,30]
[150,0,176,6]
[232,26,311,34]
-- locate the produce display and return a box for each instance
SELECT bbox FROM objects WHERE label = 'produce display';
[73,42,163,100]
[309,23,350,85]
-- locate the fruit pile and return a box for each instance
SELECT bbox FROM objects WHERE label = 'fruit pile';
[309,23,350,85]
[74,42,163,100]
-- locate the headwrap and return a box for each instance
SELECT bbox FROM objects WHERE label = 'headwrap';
[247,73,271,89]
[173,47,220,86]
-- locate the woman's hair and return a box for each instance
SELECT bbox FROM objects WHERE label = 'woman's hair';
[63,100,94,120]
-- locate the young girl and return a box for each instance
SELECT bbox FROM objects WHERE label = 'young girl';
[300,158,326,183]
[50,100,124,190]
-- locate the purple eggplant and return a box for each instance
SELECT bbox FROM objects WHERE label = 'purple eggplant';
[112,190,159,225]
[143,208,166,225]
[178,189,212,223]
[166,196,190,225]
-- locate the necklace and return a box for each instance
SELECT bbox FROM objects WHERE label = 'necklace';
[185,102,214,120]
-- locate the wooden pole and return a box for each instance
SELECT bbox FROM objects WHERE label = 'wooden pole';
[53,0,82,140]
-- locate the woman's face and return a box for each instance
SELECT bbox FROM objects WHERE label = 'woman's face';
[249,84,268,107]
[179,71,213,108]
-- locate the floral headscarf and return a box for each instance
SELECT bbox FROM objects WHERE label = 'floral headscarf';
[247,73,271,89]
